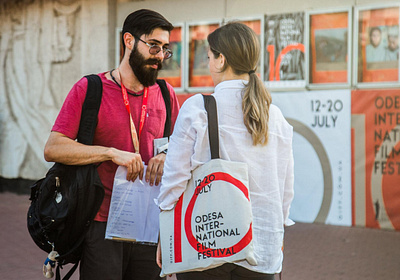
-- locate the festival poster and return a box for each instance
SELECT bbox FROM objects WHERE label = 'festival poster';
[351,89,400,230]
[309,11,350,84]
[356,6,399,83]
[272,90,351,226]
[264,13,306,89]
[187,22,220,90]
[158,25,184,90]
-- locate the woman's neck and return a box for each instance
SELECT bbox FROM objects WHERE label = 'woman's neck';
[216,67,249,86]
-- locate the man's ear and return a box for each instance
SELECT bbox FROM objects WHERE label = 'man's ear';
[123,32,135,51]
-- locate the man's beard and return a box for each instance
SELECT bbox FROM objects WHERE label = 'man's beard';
[129,47,163,87]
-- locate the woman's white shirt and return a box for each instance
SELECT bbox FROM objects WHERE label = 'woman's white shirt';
[156,79,294,274]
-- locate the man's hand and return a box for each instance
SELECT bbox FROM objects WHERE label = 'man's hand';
[146,152,166,186]
[110,149,144,182]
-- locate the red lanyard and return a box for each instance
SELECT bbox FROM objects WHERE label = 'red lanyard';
[120,80,148,153]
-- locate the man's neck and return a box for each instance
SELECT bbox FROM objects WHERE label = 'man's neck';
[117,62,145,92]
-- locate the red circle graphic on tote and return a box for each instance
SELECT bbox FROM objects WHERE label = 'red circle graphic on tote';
[184,172,253,258]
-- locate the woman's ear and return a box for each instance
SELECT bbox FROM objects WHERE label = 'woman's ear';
[217,53,226,71]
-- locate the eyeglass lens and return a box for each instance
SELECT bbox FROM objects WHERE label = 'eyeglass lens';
[139,38,172,59]
[149,46,172,59]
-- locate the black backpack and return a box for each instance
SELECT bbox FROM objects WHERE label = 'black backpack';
[27,75,172,279]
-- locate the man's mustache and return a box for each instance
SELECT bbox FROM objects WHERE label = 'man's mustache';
[146,59,163,70]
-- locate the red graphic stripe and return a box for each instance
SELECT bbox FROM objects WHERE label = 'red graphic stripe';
[173,195,183,263]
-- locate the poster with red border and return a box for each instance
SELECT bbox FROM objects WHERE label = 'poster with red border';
[309,11,349,84]
[188,22,219,88]
[158,25,183,89]
[264,13,306,89]
[357,6,399,83]
[351,89,400,230]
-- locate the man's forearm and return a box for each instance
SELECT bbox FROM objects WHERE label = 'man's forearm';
[44,131,113,165]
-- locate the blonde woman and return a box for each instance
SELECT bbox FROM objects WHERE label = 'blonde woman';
[157,22,294,280]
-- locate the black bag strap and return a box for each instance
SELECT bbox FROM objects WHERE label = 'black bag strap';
[202,94,220,159]
[56,262,79,280]
[156,79,171,137]
[77,74,103,145]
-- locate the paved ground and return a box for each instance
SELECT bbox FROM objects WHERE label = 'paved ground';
[1,191,400,280]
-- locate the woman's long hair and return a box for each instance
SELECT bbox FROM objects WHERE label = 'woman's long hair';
[207,22,272,145]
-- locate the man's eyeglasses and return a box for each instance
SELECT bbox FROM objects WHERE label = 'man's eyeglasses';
[136,37,173,59]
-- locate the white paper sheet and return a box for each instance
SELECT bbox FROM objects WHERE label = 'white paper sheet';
[105,165,160,243]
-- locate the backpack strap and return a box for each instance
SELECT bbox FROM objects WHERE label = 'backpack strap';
[156,79,171,138]
[55,261,79,280]
[54,75,102,280]
[202,94,220,159]
[77,74,103,145]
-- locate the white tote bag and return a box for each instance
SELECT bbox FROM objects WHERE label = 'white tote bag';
[159,95,257,277]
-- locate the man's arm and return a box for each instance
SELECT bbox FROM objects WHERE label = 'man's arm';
[44,131,144,182]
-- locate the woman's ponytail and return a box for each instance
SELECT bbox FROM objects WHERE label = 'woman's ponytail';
[242,72,271,146]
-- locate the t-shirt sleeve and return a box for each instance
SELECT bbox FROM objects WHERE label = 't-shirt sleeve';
[51,77,88,140]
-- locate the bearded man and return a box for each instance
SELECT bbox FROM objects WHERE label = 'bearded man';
[44,9,180,280]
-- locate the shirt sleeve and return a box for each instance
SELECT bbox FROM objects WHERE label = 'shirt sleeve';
[283,128,295,226]
[156,95,203,210]
[51,77,88,139]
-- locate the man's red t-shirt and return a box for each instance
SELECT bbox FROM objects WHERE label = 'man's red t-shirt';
[52,72,180,221]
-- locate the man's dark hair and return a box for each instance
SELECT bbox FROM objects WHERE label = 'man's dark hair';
[121,9,174,50]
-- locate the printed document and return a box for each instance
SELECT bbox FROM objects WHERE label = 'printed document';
[105,165,160,243]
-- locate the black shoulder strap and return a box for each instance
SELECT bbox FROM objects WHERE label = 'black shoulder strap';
[55,74,102,280]
[202,94,220,159]
[156,79,171,137]
[77,75,103,145]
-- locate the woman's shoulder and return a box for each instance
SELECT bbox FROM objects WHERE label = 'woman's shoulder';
[269,104,293,137]
[176,94,208,121]
[180,93,206,111]
[269,103,285,119]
